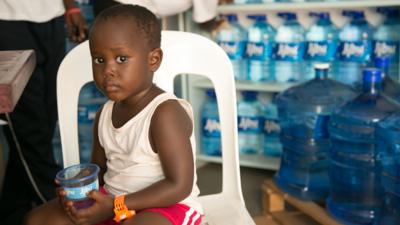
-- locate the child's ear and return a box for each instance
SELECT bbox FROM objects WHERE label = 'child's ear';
[148,48,163,72]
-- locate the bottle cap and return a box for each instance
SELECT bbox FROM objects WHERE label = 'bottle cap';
[224,14,238,22]
[363,68,382,84]
[247,14,267,22]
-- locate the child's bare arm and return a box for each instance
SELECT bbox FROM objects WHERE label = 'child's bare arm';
[124,99,195,210]
[91,106,107,186]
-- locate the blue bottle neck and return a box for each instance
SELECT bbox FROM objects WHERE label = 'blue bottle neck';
[315,69,328,79]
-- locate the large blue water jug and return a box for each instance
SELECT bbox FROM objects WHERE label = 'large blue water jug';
[273,12,305,83]
[201,90,221,156]
[328,68,400,225]
[246,14,276,82]
[216,14,248,81]
[334,10,374,88]
[376,113,400,225]
[238,91,263,154]
[304,12,338,81]
[374,7,400,79]
[275,64,356,201]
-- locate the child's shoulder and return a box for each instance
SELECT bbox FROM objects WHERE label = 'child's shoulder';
[151,93,193,130]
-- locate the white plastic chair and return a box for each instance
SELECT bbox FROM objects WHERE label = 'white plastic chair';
[57,30,255,225]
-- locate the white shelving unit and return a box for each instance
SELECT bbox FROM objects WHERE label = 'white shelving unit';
[180,1,400,171]
[218,0,400,12]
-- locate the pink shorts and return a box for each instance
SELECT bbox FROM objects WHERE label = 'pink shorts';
[96,187,202,225]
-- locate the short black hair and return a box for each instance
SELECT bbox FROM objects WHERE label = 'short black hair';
[91,4,161,49]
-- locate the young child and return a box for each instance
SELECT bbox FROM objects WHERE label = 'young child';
[24,4,203,225]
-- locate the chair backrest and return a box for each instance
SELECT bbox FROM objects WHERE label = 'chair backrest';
[57,31,254,224]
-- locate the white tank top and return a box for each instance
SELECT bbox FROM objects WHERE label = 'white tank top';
[98,92,203,213]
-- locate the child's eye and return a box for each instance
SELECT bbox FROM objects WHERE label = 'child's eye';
[116,56,127,63]
[93,57,104,64]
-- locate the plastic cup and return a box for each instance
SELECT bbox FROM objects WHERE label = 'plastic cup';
[56,163,100,209]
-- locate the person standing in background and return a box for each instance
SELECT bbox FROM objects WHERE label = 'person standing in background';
[93,0,233,31]
[0,1,87,225]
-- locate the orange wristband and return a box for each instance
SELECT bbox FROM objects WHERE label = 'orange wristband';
[113,195,135,223]
[64,7,81,16]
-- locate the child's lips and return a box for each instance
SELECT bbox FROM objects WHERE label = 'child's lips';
[104,82,118,92]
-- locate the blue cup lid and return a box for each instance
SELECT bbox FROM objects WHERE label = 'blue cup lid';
[56,163,100,184]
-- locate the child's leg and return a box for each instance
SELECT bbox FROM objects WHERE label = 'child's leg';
[121,211,171,225]
[23,199,73,225]
[121,204,201,225]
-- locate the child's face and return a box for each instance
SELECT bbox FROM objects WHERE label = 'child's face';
[89,18,161,102]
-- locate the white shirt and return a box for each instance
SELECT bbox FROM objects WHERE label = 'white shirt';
[115,0,218,23]
[0,0,65,23]
[98,92,203,214]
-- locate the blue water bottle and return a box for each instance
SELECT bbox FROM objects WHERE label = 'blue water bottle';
[246,14,276,82]
[304,12,338,81]
[201,90,221,156]
[334,10,374,88]
[374,7,400,79]
[275,63,356,201]
[238,91,263,154]
[216,14,248,81]
[273,12,305,83]
[327,68,400,225]
[262,96,282,157]
[376,113,400,225]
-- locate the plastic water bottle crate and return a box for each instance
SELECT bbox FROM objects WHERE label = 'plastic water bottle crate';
[254,179,342,225]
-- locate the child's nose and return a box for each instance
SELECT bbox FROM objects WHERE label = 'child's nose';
[103,61,117,77]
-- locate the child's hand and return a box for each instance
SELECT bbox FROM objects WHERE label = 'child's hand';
[55,179,76,221]
[65,190,114,225]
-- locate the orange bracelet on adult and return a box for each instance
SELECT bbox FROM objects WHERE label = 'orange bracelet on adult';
[113,195,135,223]
[64,7,81,17]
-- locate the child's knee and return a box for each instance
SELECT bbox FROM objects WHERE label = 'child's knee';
[23,209,42,225]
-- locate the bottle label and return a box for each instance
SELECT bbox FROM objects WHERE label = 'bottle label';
[338,40,372,62]
[217,41,246,60]
[64,179,99,200]
[246,41,273,60]
[78,103,101,124]
[238,116,262,133]
[373,41,398,59]
[263,118,280,137]
[305,40,337,61]
[202,118,221,137]
[273,42,305,61]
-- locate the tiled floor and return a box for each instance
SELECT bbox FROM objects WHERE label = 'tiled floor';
[197,163,275,217]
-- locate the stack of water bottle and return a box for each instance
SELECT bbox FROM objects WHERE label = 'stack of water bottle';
[201,90,282,157]
[273,60,400,224]
[215,8,400,86]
